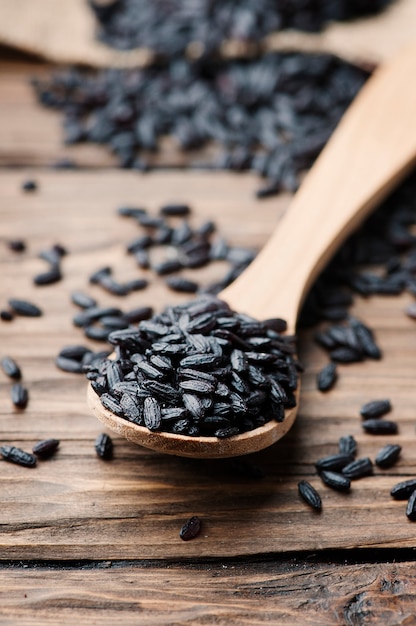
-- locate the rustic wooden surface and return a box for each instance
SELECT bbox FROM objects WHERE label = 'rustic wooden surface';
[2,55,416,623]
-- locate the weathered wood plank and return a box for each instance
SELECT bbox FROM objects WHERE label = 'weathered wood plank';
[1,560,416,625]
[1,169,416,560]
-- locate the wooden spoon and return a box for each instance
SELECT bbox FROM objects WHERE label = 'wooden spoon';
[88,43,416,458]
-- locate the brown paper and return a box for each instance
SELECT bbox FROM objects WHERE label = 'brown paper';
[0,0,415,68]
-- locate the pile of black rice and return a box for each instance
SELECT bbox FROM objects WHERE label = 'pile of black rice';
[87,295,299,438]
[32,52,369,196]
[89,0,392,56]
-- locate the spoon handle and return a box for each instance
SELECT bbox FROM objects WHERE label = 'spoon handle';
[222,44,416,330]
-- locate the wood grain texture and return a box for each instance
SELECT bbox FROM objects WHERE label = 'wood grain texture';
[1,560,416,625]
[1,170,416,561]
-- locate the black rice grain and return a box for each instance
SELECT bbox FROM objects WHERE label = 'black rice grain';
[100,393,124,417]
[179,515,201,541]
[160,204,191,217]
[55,355,85,374]
[33,266,62,286]
[89,266,112,285]
[71,291,97,309]
[11,383,29,409]
[84,325,111,341]
[0,310,13,321]
[330,347,363,364]
[143,396,162,431]
[134,249,150,269]
[165,277,199,294]
[350,318,382,360]
[8,299,42,317]
[88,296,296,437]
[21,179,37,192]
[317,362,337,392]
[215,426,240,438]
[38,247,62,265]
[126,235,153,253]
[391,479,416,500]
[1,356,22,380]
[375,444,402,469]
[117,206,147,218]
[315,454,354,473]
[98,275,129,296]
[74,306,124,327]
[89,0,391,57]
[338,435,357,457]
[362,419,398,435]
[0,445,36,467]
[124,278,148,292]
[32,438,60,458]
[153,259,183,276]
[95,433,113,459]
[33,53,370,197]
[406,491,416,521]
[360,399,392,419]
[100,316,129,330]
[59,345,91,360]
[123,306,154,324]
[7,239,26,252]
[342,457,373,480]
[320,470,351,492]
[298,480,322,511]
[120,393,142,423]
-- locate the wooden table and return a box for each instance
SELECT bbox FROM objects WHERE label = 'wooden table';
[1,53,416,625]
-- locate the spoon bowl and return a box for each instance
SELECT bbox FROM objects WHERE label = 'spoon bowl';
[88,43,416,457]
[88,383,298,458]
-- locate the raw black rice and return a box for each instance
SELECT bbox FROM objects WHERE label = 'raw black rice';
[298,480,322,512]
[89,0,391,56]
[342,457,373,480]
[95,433,113,459]
[319,470,351,492]
[165,277,199,294]
[0,310,14,321]
[7,239,26,252]
[71,291,98,309]
[8,299,42,317]
[406,491,416,521]
[316,362,337,392]
[55,355,85,374]
[179,515,201,541]
[21,180,37,192]
[32,53,369,196]
[1,356,22,380]
[315,453,354,473]
[87,295,297,437]
[338,435,357,457]
[375,444,401,469]
[11,383,29,409]
[32,438,60,458]
[0,445,36,467]
[33,265,62,286]
[362,419,398,435]
[390,479,416,500]
[360,399,391,419]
